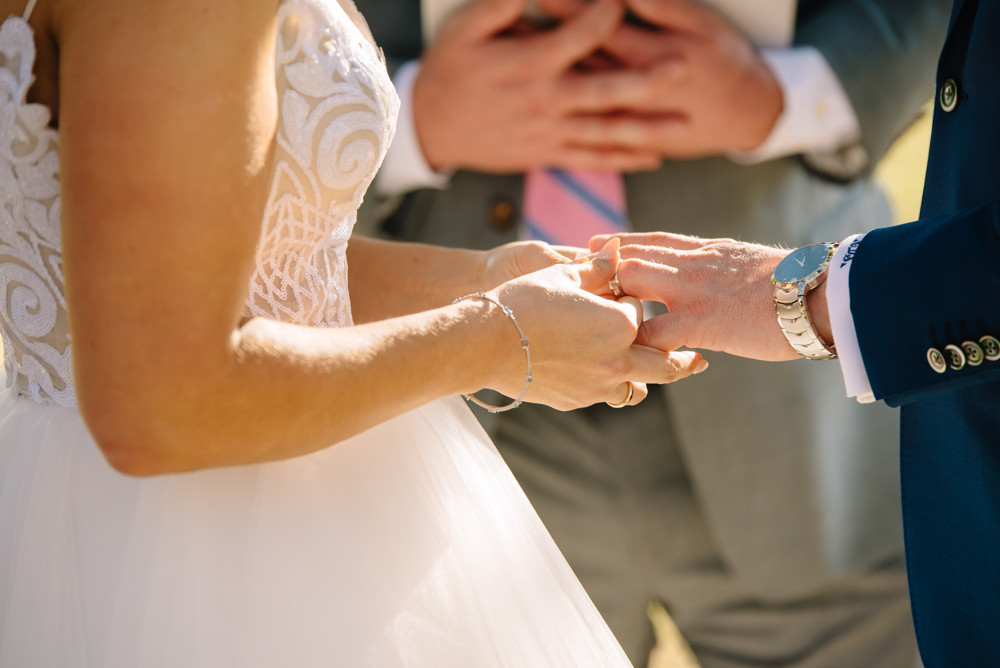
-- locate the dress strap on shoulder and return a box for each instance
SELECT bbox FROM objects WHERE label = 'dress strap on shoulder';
[22,0,38,20]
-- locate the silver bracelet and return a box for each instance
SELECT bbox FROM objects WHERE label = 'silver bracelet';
[452,292,532,413]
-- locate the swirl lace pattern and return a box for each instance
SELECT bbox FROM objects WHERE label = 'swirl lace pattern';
[246,0,398,328]
[0,0,398,407]
[0,17,70,406]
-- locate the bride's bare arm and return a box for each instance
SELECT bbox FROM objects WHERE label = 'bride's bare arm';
[58,0,700,477]
[346,236,576,323]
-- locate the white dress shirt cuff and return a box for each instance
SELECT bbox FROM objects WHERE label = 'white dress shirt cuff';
[730,46,862,165]
[827,234,875,403]
[374,60,452,196]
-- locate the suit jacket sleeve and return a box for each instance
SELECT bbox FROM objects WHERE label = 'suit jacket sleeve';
[795,0,951,166]
[848,200,1000,406]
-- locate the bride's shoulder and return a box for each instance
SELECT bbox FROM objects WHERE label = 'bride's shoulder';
[53,0,282,122]
[54,0,283,57]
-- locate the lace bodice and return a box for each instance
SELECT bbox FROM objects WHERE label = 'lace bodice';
[0,0,398,406]
[248,0,397,327]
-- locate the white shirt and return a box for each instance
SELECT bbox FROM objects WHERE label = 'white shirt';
[828,235,876,402]
[730,47,862,164]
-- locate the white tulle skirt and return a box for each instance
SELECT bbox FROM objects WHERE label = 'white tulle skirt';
[0,383,629,667]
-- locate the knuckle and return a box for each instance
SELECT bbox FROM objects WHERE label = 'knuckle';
[615,306,640,332]
[656,56,690,82]
[571,116,603,142]
[665,353,686,373]
[608,119,646,146]
[604,354,630,380]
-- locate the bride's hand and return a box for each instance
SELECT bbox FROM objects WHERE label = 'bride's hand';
[484,238,706,410]
[477,240,587,290]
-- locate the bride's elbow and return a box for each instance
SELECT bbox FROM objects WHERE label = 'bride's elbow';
[77,383,216,478]
[72,331,246,477]
[81,406,190,477]
[100,441,174,478]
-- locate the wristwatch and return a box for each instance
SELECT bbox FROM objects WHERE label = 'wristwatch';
[771,242,839,360]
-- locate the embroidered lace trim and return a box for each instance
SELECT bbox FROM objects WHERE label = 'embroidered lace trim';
[246,0,398,328]
[0,16,70,405]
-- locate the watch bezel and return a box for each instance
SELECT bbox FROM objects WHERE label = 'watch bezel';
[771,243,838,289]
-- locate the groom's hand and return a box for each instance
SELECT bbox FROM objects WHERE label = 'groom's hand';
[591,232,803,361]
[412,0,666,173]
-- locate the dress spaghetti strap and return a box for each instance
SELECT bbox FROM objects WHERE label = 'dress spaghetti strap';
[22,0,37,20]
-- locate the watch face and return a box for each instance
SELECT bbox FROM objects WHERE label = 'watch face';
[773,244,833,284]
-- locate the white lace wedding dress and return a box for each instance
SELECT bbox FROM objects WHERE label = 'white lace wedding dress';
[0,0,630,665]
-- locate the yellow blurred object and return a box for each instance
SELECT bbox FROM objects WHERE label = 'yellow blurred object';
[647,600,701,668]
[876,102,934,225]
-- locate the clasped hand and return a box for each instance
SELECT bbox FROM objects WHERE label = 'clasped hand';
[414,0,783,172]
[589,232,809,362]
[481,238,705,409]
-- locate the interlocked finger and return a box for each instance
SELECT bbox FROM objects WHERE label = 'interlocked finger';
[617,295,643,329]
[526,0,622,73]
[590,231,725,253]
[627,345,707,385]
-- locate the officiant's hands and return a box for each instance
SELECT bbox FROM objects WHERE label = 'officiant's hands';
[413,0,783,173]
[590,232,832,361]
[413,0,665,172]
[539,0,784,157]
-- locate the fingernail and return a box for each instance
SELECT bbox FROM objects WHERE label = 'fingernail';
[572,252,600,264]
[597,237,620,261]
[693,356,709,374]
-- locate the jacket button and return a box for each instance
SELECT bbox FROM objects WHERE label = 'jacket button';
[488,198,517,231]
[927,347,947,373]
[939,78,959,112]
[981,334,1000,361]
[944,343,966,370]
[962,340,985,366]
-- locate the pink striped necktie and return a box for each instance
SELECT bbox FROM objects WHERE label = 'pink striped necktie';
[522,168,628,247]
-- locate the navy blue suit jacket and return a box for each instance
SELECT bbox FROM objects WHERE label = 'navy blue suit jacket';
[849,0,1000,662]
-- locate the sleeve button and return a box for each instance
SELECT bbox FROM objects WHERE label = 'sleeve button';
[980,335,1000,361]
[927,347,948,373]
[939,78,959,112]
[944,343,966,371]
[961,340,985,366]
[488,198,517,231]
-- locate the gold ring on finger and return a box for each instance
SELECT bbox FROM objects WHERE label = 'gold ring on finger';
[606,381,634,408]
[608,273,626,298]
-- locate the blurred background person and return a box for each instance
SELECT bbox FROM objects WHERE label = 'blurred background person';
[354,0,949,665]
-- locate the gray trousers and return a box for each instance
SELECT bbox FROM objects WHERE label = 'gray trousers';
[491,386,918,667]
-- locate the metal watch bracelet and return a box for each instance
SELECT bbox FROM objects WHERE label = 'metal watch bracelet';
[772,243,838,361]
